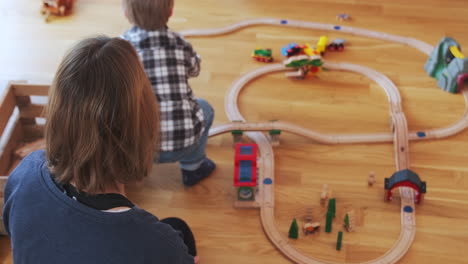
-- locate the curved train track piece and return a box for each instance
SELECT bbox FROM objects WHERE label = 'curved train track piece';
[181,19,465,263]
[222,62,416,264]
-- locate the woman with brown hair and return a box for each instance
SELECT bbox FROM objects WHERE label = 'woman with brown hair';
[3,36,198,263]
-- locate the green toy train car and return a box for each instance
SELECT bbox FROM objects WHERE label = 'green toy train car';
[252,48,274,63]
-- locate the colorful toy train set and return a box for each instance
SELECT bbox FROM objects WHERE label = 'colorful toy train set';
[179,18,468,264]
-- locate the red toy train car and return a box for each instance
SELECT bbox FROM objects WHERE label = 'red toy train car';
[234,143,258,201]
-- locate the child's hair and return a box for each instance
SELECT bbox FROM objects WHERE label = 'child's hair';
[45,36,160,194]
[123,0,174,30]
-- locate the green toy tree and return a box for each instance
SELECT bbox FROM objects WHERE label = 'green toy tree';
[344,213,350,231]
[336,231,343,250]
[325,211,333,233]
[328,198,336,219]
[288,218,299,239]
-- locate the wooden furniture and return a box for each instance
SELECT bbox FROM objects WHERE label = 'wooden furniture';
[0,83,48,177]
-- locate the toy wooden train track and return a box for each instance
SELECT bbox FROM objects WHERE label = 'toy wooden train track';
[181,19,468,263]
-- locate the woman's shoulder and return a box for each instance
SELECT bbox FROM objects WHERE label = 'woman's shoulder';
[22,149,47,162]
[9,149,45,177]
[3,150,49,213]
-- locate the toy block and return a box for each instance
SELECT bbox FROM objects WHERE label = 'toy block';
[320,184,329,206]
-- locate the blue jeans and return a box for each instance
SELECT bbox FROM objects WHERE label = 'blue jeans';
[158,98,214,170]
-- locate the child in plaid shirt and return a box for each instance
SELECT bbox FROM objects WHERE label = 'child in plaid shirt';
[122,0,215,187]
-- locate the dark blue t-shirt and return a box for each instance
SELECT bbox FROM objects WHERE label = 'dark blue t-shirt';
[3,150,193,264]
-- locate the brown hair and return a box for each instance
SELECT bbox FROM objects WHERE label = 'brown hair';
[45,36,159,194]
[123,0,174,30]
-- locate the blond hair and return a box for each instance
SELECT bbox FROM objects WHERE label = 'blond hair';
[123,0,174,30]
[45,36,160,194]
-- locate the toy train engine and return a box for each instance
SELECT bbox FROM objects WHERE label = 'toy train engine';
[327,39,346,52]
[234,143,258,201]
[282,42,308,57]
[252,48,274,63]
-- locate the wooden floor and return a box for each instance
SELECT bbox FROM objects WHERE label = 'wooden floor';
[1,0,468,263]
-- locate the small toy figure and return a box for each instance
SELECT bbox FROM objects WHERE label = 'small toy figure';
[327,39,346,52]
[320,184,329,205]
[368,171,376,186]
[41,0,74,22]
[252,48,274,63]
[336,13,350,21]
[288,218,299,239]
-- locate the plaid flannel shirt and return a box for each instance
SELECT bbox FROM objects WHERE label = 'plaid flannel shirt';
[122,26,204,152]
